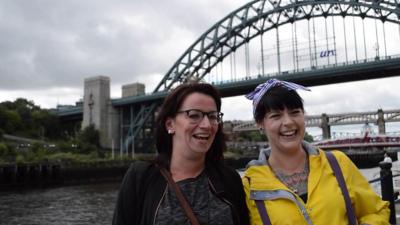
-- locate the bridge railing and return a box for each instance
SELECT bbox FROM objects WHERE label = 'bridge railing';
[211,53,400,86]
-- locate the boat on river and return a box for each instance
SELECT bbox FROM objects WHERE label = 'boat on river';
[312,123,400,168]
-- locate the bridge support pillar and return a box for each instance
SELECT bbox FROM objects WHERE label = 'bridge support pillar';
[120,82,147,154]
[82,76,119,149]
[377,109,386,134]
[321,113,331,139]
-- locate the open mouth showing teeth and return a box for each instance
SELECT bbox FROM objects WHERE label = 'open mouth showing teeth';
[281,130,296,137]
[193,134,210,140]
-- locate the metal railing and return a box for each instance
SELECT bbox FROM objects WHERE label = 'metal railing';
[369,162,397,224]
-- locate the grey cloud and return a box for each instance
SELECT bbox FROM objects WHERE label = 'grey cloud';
[1,0,399,118]
[0,0,247,91]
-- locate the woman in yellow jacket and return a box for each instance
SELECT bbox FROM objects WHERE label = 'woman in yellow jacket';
[242,79,390,225]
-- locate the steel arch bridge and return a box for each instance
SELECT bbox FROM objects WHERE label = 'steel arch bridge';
[123,0,400,152]
[157,0,400,91]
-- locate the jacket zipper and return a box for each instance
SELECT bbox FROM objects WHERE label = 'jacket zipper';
[207,178,240,225]
[254,189,312,225]
[286,189,312,225]
[152,184,168,225]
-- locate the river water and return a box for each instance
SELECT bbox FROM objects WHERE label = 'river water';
[0,183,119,225]
[0,162,398,225]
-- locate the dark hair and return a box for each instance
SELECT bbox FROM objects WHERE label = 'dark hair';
[155,82,226,167]
[254,85,305,123]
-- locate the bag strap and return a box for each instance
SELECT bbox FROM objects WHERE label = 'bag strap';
[159,167,201,225]
[255,200,272,225]
[325,151,357,225]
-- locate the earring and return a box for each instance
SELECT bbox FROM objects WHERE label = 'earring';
[168,129,175,134]
[258,127,264,134]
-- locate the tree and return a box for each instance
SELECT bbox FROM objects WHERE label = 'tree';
[0,142,17,162]
[79,124,100,147]
[304,132,314,142]
[32,110,62,139]
[1,110,22,133]
[0,98,64,139]
[237,130,268,142]
[77,124,103,156]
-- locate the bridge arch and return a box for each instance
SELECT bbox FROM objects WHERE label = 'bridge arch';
[155,0,400,93]
[123,0,400,151]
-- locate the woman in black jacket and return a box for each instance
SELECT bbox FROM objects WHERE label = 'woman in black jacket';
[112,82,249,225]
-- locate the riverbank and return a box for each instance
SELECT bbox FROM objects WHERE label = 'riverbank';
[0,161,130,191]
[0,156,254,191]
[1,151,394,190]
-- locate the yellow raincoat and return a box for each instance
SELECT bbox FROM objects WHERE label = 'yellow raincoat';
[242,142,390,225]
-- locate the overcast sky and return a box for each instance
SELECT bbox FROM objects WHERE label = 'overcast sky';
[1,0,400,136]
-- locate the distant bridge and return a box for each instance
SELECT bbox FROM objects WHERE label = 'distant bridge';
[230,108,400,139]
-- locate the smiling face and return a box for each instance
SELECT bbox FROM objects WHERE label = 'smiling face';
[258,107,305,154]
[165,92,219,159]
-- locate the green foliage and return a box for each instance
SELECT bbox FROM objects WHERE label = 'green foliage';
[57,141,77,152]
[75,124,104,157]
[15,154,25,164]
[237,130,268,142]
[79,124,100,147]
[31,142,44,154]
[0,129,4,141]
[0,98,64,139]
[304,132,314,142]
[232,148,244,155]
[47,152,85,163]
[30,142,49,161]
[78,142,98,155]
[0,110,22,133]
[17,150,37,163]
[31,110,62,139]
[12,143,49,164]
[224,149,243,159]
[46,152,107,164]
[0,142,17,162]
[236,130,314,143]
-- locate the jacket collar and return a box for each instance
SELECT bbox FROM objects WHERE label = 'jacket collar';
[204,161,225,194]
[247,141,319,167]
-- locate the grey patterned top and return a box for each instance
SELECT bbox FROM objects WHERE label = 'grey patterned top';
[155,171,234,225]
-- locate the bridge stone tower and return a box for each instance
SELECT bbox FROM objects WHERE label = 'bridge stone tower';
[122,83,145,97]
[377,109,386,134]
[82,76,119,149]
[321,113,331,139]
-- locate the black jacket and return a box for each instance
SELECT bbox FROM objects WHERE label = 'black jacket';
[112,161,250,225]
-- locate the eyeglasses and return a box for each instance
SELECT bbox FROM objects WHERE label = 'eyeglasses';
[176,109,223,125]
